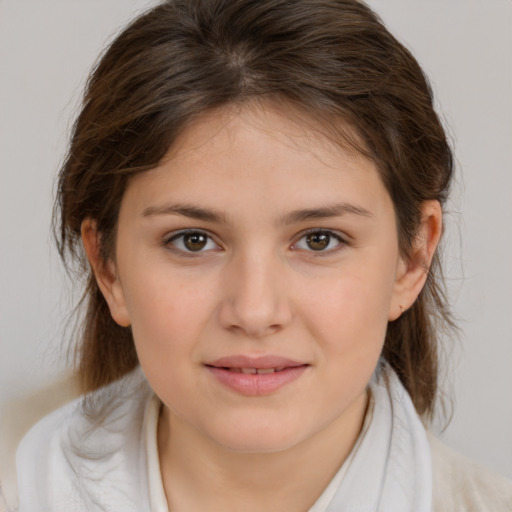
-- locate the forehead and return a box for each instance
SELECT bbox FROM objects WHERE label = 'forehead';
[120,101,392,223]
[167,100,370,168]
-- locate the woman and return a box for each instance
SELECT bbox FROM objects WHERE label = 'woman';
[15,0,512,510]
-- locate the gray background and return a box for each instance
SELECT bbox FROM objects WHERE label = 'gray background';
[1,0,511,479]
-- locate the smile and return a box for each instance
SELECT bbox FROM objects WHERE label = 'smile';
[226,367,287,374]
[205,355,309,396]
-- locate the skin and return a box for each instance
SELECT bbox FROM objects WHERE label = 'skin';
[82,101,442,511]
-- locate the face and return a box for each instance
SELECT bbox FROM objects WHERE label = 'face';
[102,103,410,453]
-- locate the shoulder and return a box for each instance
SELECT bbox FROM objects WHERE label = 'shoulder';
[16,368,154,512]
[428,432,512,512]
[15,392,83,512]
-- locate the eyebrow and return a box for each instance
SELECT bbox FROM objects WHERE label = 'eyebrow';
[279,203,374,225]
[142,203,227,223]
[142,201,373,224]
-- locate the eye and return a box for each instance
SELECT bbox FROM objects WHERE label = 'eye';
[165,230,219,253]
[293,230,343,252]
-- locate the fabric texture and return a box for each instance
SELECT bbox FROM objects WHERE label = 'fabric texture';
[315,368,433,511]
[16,365,512,512]
[16,370,153,512]
[429,433,512,512]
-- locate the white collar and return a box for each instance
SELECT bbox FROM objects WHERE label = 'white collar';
[144,365,432,512]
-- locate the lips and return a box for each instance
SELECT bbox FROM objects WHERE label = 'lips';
[206,355,305,370]
[225,367,285,374]
[205,355,309,395]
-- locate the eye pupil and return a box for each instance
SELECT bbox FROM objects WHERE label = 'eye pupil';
[306,232,330,251]
[184,232,207,251]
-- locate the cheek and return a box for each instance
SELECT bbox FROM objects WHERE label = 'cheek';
[120,265,217,364]
[297,264,395,357]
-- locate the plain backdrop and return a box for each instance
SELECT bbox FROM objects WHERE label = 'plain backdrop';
[1,0,511,480]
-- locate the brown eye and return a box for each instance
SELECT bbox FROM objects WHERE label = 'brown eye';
[293,230,343,253]
[167,231,218,253]
[306,232,331,251]
[183,232,208,251]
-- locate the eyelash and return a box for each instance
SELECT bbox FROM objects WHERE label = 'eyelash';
[162,228,347,255]
[163,229,220,255]
[291,229,346,255]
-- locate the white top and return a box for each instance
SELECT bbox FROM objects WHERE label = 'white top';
[144,390,376,512]
[144,395,168,511]
[15,365,512,512]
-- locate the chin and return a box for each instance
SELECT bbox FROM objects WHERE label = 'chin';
[206,417,309,454]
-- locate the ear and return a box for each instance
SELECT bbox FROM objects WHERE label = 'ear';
[81,218,131,327]
[389,200,443,321]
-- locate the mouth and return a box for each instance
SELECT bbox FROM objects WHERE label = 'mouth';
[204,355,309,395]
[218,367,289,374]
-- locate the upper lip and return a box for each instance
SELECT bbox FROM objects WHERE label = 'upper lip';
[205,355,307,369]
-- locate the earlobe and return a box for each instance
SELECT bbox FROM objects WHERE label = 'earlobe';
[81,219,131,327]
[389,200,442,321]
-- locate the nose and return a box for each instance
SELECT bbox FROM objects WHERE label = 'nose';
[217,250,293,338]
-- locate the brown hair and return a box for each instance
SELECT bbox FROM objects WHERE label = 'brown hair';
[56,0,454,417]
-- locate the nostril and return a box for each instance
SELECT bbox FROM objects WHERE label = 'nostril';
[216,278,293,337]
[226,322,281,338]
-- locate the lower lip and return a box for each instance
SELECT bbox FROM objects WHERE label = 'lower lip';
[206,366,308,396]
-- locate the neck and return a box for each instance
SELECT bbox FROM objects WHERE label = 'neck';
[158,391,369,512]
